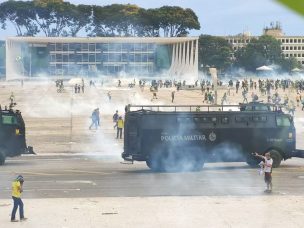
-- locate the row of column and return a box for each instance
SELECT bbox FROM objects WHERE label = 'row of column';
[169,39,198,78]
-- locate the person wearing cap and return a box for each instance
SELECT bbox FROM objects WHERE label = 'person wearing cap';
[11,175,27,222]
[116,116,124,139]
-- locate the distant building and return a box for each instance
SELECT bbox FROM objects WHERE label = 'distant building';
[223,22,304,66]
[5,37,198,80]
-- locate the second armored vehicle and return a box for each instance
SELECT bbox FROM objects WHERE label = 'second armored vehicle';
[0,107,34,165]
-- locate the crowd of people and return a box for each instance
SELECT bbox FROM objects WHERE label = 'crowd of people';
[85,77,304,140]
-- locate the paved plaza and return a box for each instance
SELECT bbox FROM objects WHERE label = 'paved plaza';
[0,79,304,227]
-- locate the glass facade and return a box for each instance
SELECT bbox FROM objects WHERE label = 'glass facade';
[0,41,5,77]
[46,42,165,76]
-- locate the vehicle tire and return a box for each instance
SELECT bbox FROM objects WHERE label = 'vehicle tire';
[191,151,205,172]
[0,150,6,166]
[146,150,164,172]
[268,150,282,168]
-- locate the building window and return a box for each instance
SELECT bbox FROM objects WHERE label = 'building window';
[290,46,293,50]
[63,44,68,52]
[282,46,285,50]
[89,54,95,62]
[286,39,289,43]
[89,43,95,52]
[285,54,289,57]
[56,43,62,51]
[298,54,301,57]
[302,61,304,64]
[49,44,55,52]
[75,43,81,51]
[63,54,68,62]
[302,54,304,57]
[298,39,301,43]
[56,54,62,62]
[282,39,285,43]
[81,43,88,51]
[290,39,293,43]
[286,46,289,50]
[294,46,297,50]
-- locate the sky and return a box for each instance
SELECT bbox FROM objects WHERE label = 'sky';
[0,0,304,39]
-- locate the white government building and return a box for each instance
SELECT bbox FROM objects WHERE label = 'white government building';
[223,22,304,66]
[5,37,198,80]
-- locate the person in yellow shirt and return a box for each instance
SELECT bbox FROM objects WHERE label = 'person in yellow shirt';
[11,175,27,222]
[116,116,124,139]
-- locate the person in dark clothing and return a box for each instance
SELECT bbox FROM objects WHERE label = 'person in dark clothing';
[171,91,175,103]
[113,110,119,129]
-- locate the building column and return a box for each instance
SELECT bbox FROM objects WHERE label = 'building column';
[185,41,190,74]
[194,39,199,78]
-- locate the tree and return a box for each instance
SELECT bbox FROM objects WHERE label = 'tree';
[91,4,141,37]
[0,1,200,38]
[198,35,233,71]
[278,57,302,72]
[65,4,92,37]
[136,9,160,37]
[33,0,73,37]
[158,6,200,37]
[0,1,39,36]
[234,35,283,71]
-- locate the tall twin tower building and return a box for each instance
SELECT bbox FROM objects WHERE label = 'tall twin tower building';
[5,37,199,80]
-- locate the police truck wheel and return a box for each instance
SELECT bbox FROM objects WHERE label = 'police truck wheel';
[269,150,282,168]
[0,150,6,165]
[146,150,164,172]
[192,152,205,171]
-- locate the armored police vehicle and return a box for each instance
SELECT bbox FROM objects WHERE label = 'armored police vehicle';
[122,102,304,171]
[0,106,34,165]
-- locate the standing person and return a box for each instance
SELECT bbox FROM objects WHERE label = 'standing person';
[89,109,98,130]
[171,91,175,103]
[242,90,248,103]
[74,84,78,93]
[116,116,124,139]
[107,91,111,102]
[11,175,27,222]
[113,110,119,129]
[9,92,16,109]
[296,93,301,107]
[9,92,15,104]
[95,108,100,126]
[253,152,273,193]
[221,92,227,105]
